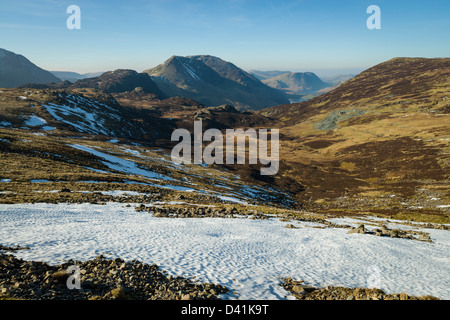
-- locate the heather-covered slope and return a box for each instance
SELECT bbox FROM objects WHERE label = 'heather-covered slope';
[258,58,450,221]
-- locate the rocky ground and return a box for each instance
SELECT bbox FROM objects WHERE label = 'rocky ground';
[281,277,440,300]
[136,204,270,220]
[0,250,228,300]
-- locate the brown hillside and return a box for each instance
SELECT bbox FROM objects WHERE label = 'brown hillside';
[258,58,450,222]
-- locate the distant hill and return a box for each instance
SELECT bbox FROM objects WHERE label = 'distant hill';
[321,74,356,86]
[50,71,106,83]
[70,69,165,97]
[50,71,85,83]
[0,48,61,88]
[81,72,105,78]
[257,57,450,213]
[248,70,291,81]
[144,55,289,110]
[262,72,330,94]
[260,57,450,125]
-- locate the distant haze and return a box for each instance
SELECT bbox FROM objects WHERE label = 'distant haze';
[250,68,364,79]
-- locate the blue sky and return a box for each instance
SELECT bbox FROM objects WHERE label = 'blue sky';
[1,0,449,76]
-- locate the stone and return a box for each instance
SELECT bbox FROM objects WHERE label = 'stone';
[418,234,431,242]
[109,286,128,299]
[50,270,69,283]
[348,224,366,234]
[292,285,306,294]
[181,293,192,300]
[400,292,409,300]
[1,285,10,294]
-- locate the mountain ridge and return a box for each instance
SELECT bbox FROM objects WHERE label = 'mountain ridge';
[0,48,61,88]
[71,69,165,97]
[144,55,289,110]
[256,57,450,218]
[50,71,105,83]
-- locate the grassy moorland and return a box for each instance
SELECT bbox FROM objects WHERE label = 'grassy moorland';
[1,58,449,226]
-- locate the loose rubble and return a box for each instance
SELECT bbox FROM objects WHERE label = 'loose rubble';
[347,223,432,242]
[281,277,439,300]
[135,204,269,219]
[0,253,228,300]
[0,245,30,252]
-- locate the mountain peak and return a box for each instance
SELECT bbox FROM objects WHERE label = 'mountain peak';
[187,54,223,61]
[144,55,289,110]
[0,48,61,88]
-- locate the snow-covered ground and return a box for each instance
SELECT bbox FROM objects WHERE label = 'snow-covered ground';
[0,202,449,300]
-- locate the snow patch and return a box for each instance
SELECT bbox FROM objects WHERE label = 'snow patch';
[181,61,201,80]
[24,115,47,127]
[70,144,172,181]
[0,203,449,300]
[0,121,12,127]
[41,126,55,131]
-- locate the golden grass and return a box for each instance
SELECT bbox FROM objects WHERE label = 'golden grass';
[339,161,356,172]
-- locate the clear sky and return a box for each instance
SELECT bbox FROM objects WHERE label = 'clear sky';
[1,0,449,77]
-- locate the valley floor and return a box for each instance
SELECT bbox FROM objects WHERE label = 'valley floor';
[1,202,448,300]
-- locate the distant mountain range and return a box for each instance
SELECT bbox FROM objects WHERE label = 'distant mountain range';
[321,74,356,86]
[261,72,330,94]
[248,70,291,81]
[0,48,61,88]
[50,71,105,83]
[1,48,355,110]
[248,70,355,103]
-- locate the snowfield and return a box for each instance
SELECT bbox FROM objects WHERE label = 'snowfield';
[0,202,449,300]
